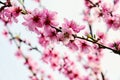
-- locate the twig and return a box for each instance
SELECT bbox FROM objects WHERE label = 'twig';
[89,24,93,37]
[12,37,42,53]
[0,1,5,5]
[101,72,105,80]
[6,26,40,80]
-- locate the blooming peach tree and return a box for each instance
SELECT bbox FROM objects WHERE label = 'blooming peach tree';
[1,0,120,80]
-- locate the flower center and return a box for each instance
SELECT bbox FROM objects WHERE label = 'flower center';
[64,32,70,38]
[15,7,21,14]
[33,15,40,22]
[44,17,50,25]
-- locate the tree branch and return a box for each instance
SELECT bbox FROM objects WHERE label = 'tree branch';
[0,1,5,5]
[73,34,120,55]
[101,72,105,80]
[6,26,41,80]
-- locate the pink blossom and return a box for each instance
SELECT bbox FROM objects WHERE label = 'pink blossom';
[23,8,44,31]
[79,40,91,53]
[114,0,120,4]
[66,40,79,51]
[10,6,21,22]
[87,54,100,64]
[24,57,39,73]
[44,27,58,41]
[57,27,73,44]
[97,31,106,40]
[92,44,103,57]
[2,29,8,37]
[38,33,49,47]
[87,54,101,73]
[47,75,54,80]
[96,31,106,43]
[41,49,60,69]
[60,56,82,80]
[84,0,93,8]
[92,66,100,75]
[0,6,21,24]
[101,3,113,16]
[104,14,120,30]
[105,16,114,29]
[15,49,23,59]
[29,76,38,80]
[0,8,12,24]
[109,41,120,50]
[42,9,58,27]
[83,64,89,70]
[83,76,91,80]
[63,19,85,33]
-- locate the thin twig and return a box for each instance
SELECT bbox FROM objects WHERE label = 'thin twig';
[13,37,42,53]
[0,1,5,5]
[6,26,40,80]
[6,26,20,48]
[101,72,105,80]
[89,24,93,37]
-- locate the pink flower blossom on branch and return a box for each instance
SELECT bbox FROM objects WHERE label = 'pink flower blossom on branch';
[2,0,120,80]
[104,14,120,30]
[23,8,44,32]
[0,6,21,24]
[63,18,85,33]
[41,48,60,69]
[42,9,59,27]
[15,48,23,59]
[78,40,91,53]
[0,8,12,24]
[38,33,50,47]
[66,40,79,51]
[2,29,8,37]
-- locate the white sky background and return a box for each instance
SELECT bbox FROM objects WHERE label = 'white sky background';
[0,0,120,80]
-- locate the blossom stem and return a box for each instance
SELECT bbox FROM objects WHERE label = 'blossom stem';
[17,0,28,14]
[89,24,93,37]
[6,26,20,48]
[101,72,105,80]
[87,0,96,7]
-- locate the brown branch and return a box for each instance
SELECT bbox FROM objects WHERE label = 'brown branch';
[73,34,120,55]
[50,25,120,55]
[6,26,41,80]
[87,0,97,7]
[0,0,12,12]
[101,72,105,80]
[0,1,5,5]
[12,37,42,53]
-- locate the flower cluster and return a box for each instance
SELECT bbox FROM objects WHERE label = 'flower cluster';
[84,0,120,30]
[23,8,58,33]
[0,5,21,24]
[2,0,120,80]
[41,48,60,69]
